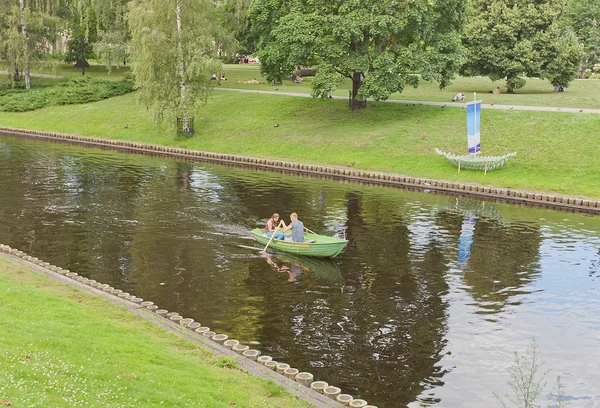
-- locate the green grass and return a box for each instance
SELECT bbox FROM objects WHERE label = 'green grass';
[0,258,311,408]
[7,61,600,109]
[218,64,600,110]
[1,90,599,199]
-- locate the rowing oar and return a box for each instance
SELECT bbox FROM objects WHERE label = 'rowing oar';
[304,226,318,235]
[260,221,284,254]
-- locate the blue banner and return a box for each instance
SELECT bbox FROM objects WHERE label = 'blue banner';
[466,101,481,154]
[457,215,475,267]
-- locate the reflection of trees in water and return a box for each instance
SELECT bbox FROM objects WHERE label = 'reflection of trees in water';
[465,220,541,314]
[435,198,542,316]
[244,191,449,407]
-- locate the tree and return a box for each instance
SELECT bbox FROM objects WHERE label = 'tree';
[0,0,60,89]
[216,0,253,56]
[127,0,221,130]
[89,0,131,69]
[461,0,583,92]
[250,0,466,109]
[565,0,600,70]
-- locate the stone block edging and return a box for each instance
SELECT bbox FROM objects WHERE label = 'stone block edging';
[1,126,598,214]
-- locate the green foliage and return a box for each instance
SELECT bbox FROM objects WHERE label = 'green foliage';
[127,0,221,125]
[213,356,240,370]
[250,0,466,107]
[0,77,134,111]
[565,0,600,69]
[494,338,570,408]
[0,0,62,84]
[462,0,584,91]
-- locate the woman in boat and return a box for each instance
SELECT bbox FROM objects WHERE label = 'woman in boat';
[282,212,304,242]
[266,213,286,240]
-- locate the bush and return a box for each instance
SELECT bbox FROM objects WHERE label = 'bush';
[0,77,135,112]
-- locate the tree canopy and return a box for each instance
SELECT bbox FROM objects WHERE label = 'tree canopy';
[250,0,466,108]
[461,0,583,91]
[127,0,221,127]
[565,0,600,70]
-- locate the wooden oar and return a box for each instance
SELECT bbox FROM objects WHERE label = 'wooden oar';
[260,221,284,254]
[304,226,318,235]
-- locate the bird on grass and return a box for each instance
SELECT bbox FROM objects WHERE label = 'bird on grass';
[491,102,496,106]
[441,104,447,109]
[274,124,279,128]
[275,88,278,91]
[124,124,129,129]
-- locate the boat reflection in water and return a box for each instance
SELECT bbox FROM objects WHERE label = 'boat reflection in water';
[265,252,343,282]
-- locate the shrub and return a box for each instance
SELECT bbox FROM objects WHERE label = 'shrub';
[0,77,135,112]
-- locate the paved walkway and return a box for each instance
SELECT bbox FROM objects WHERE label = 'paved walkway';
[216,87,600,114]
[0,70,64,79]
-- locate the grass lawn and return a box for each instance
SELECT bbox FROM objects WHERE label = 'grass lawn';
[0,257,312,408]
[1,90,599,199]
[6,62,600,109]
[217,64,600,110]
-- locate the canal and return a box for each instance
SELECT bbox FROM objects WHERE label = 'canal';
[1,135,599,407]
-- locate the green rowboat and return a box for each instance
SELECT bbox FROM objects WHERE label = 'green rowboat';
[251,228,348,258]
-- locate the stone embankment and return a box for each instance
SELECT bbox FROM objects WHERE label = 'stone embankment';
[1,126,598,214]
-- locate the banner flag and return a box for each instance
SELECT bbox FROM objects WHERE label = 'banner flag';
[466,101,481,154]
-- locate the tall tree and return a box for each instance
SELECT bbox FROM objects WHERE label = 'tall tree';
[0,0,60,89]
[250,0,466,109]
[127,0,221,130]
[90,0,131,69]
[565,0,600,70]
[462,0,583,92]
[215,0,252,56]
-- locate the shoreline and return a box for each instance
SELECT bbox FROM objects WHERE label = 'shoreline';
[1,126,598,215]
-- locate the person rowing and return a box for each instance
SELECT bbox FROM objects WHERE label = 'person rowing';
[282,212,304,242]
[266,213,286,240]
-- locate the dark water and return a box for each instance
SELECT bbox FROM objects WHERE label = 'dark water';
[1,136,599,408]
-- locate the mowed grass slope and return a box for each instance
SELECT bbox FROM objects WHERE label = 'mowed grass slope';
[0,258,311,408]
[1,90,599,198]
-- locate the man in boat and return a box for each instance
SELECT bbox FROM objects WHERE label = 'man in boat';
[282,213,304,242]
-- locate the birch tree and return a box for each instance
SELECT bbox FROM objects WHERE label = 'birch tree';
[0,0,60,89]
[127,0,221,130]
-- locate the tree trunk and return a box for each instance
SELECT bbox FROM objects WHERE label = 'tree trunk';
[351,72,363,110]
[19,0,30,90]
[176,0,188,131]
[12,64,21,82]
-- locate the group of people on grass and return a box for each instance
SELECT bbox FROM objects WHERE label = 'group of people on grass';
[265,212,305,242]
[210,72,227,81]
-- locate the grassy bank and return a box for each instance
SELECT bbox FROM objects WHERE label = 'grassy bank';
[1,90,599,199]
[0,257,311,407]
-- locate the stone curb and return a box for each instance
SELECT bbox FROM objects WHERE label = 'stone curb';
[0,246,378,408]
[1,126,597,214]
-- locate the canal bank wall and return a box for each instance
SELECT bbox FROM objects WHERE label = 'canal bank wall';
[0,245,378,408]
[1,126,598,215]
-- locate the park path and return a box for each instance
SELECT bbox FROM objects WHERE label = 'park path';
[216,87,600,114]
[0,70,64,79]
